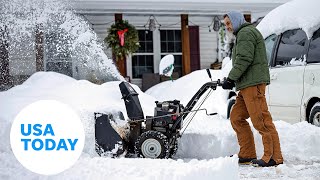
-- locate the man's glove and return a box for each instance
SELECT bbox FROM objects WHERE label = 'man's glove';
[222,78,235,90]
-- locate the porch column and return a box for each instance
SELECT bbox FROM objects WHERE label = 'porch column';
[0,25,9,86]
[114,13,127,77]
[181,14,191,75]
[35,24,44,71]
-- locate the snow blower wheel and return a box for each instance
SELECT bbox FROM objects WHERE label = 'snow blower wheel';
[169,140,178,158]
[135,131,170,159]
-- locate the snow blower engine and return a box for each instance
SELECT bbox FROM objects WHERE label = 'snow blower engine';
[95,69,223,159]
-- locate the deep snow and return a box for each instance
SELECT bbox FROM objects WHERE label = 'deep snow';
[1,71,320,179]
[1,0,320,178]
[257,0,320,39]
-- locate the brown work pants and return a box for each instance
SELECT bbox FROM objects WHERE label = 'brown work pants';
[230,84,283,164]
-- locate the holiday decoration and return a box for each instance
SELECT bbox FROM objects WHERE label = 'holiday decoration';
[117,28,128,46]
[105,20,139,61]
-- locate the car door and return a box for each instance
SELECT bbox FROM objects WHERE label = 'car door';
[268,29,308,123]
[303,28,320,122]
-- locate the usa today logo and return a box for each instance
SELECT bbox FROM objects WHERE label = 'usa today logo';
[10,100,85,175]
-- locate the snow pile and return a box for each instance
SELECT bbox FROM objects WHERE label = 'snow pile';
[288,56,306,66]
[0,72,239,179]
[1,71,320,179]
[257,0,320,39]
[274,56,307,68]
[0,72,155,155]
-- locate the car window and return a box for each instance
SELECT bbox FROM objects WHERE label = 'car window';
[275,29,307,66]
[264,34,277,65]
[307,28,320,63]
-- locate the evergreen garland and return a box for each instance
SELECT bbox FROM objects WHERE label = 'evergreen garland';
[105,20,139,61]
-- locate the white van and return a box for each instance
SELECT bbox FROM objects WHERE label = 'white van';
[226,0,320,127]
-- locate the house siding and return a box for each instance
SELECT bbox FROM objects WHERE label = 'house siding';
[85,14,218,88]
[189,16,218,69]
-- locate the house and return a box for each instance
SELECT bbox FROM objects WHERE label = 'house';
[0,0,289,91]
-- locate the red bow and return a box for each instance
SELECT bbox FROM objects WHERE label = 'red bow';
[117,29,128,46]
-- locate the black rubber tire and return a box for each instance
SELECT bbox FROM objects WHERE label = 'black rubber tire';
[135,131,170,159]
[168,139,178,158]
[309,103,320,127]
[227,99,236,119]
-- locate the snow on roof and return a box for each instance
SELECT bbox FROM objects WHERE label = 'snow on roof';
[257,0,320,39]
[73,0,290,16]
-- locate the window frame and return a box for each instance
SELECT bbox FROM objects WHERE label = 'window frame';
[130,28,182,80]
[305,28,320,64]
[131,30,155,79]
[264,34,279,67]
[160,29,182,77]
[271,29,309,68]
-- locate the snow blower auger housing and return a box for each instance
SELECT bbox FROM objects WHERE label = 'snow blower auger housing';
[95,69,223,159]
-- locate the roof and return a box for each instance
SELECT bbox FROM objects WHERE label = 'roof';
[72,0,290,16]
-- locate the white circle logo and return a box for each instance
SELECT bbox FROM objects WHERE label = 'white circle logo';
[10,100,85,175]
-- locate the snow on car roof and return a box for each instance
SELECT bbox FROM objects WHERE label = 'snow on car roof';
[257,0,320,39]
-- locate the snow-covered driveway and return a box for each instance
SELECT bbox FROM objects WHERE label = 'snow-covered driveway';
[1,71,320,180]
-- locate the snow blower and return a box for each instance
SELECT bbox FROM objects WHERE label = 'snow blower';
[95,55,224,158]
[95,71,224,159]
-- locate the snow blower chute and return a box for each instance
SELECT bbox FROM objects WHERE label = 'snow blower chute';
[95,55,224,158]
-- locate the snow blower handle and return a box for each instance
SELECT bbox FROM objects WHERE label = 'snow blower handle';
[206,69,212,81]
[216,77,227,86]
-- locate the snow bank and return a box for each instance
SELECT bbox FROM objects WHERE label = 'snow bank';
[257,0,320,39]
[1,71,320,179]
[0,72,156,155]
[0,72,239,179]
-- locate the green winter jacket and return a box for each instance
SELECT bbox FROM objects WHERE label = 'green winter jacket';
[228,23,270,91]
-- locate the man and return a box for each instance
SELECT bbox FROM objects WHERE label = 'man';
[222,11,283,167]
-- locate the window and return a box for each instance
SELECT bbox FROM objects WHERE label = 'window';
[161,30,181,53]
[137,29,153,53]
[307,28,320,63]
[132,55,154,78]
[264,34,277,65]
[132,30,154,78]
[45,32,72,76]
[160,30,182,77]
[275,29,307,66]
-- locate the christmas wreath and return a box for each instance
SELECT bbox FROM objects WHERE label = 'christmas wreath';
[105,20,139,61]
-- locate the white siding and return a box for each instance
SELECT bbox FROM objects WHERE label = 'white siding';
[86,14,219,88]
[87,14,219,71]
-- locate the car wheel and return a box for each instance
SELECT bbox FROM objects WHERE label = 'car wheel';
[309,103,320,127]
[227,98,236,119]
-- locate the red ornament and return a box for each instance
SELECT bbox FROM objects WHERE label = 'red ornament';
[117,28,128,46]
